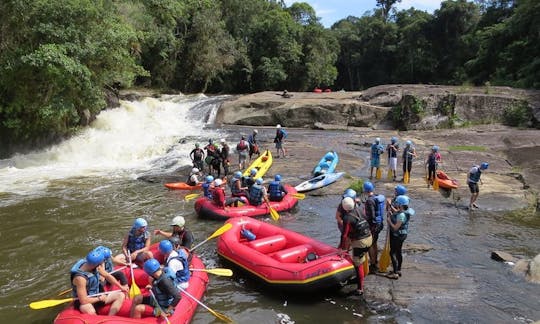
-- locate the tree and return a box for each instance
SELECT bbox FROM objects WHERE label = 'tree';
[376,0,402,21]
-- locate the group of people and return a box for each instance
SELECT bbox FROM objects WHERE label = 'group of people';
[336,182,414,296]
[70,216,195,319]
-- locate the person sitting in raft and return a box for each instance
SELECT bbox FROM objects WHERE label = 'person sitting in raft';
[157,240,190,289]
[154,215,194,249]
[130,259,180,319]
[242,168,258,190]
[114,217,153,266]
[267,174,288,202]
[93,246,128,291]
[71,249,128,316]
[186,167,200,186]
[248,178,268,206]
[230,171,248,198]
[212,178,244,208]
[201,175,214,199]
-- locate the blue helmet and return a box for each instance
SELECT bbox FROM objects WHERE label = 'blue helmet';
[205,175,214,183]
[234,171,242,178]
[324,153,334,161]
[396,195,410,206]
[94,246,112,259]
[375,137,381,144]
[432,145,439,152]
[133,218,148,229]
[86,250,105,266]
[143,259,161,276]
[250,168,257,176]
[480,162,489,170]
[395,185,407,196]
[274,174,282,182]
[342,188,357,199]
[158,240,173,254]
[256,178,263,185]
[406,140,412,146]
[363,181,374,192]
[391,137,398,144]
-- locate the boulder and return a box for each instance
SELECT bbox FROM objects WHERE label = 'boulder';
[491,250,517,263]
[511,253,540,284]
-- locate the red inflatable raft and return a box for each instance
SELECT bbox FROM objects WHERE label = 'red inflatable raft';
[217,217,355,293]
[54,244,209,324]
[436,170,459,189]
[194,185,298,220]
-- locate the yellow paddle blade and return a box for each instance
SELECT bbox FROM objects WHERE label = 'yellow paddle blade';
[404,171,410,184]
[269,204,280,221]
[433,176,439,190]
[292,193,305,199]
[387,169,393,180]
[376,168,382,179]
[191,223,233,252]
[129,280,141,299]
[378,232,391,272]
[185,193,201,201]
[191,268,233,276]
[30,297,74,309]
[363,254,370,276]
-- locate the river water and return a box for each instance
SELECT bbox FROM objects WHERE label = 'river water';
[1,94,539,324]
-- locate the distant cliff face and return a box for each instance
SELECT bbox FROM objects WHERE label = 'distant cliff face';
[216,85,540,130]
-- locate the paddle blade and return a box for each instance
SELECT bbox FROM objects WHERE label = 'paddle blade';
[191,268,233,276]
[129,280,141,299]
[433,176,439,190]
[209,223,233,240]
[404,171,410,184]
[363,254,370,276]
[378,234,391,272]
[30,297,74,309]
[376,168,382,179]
[387,169,393,180]
[292,193,305,199]
[185,193,201,201]
[269,205,280,221]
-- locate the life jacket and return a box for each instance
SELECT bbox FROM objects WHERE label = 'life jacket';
[372,194,386,225]
[249,183,264,206]
[468,166,481,183]
[403,146,414,161]
[237,140,248,151]
[392,208,415,236]
[70,259,100,297]
[127,228,148,252]
[343,207,371,240]
[428,153,437,167]
[280,129,288,138]
[164,250,190,285]
[193,149,203,160]
[371,144,383,158]
[152,273,175,308]
[202,182,212,199]
[268,181,283,199]
[242,176,255,189]
[230,178,243,195]
[187,173,197,186]
[212,187,225,207]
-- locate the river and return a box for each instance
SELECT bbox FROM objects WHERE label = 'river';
[1,94,539,324]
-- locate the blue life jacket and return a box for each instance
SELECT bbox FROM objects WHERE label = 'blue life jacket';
[371,144,383,158]
[202,182,212,199]
[127,228,148,252]
[70,259,100,297]
[403,146,414,162]
[428,153,437,167]
[249,184,264,205]
[268,181,283,199]
[392,208,415,235]
[231,178,243,195]
[164,250,190,285]
[468,166,481,183]
[374,194,385,225]
[152,273,174,308]
[280,129,288,138]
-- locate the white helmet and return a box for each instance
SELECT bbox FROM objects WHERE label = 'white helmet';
[253,129,258,134]
[342,197,355,212]
[214,179,223,186]
[276,124,281,129]
[192,167,199,173]
[220,138,226,143]
[170,216,185,227]
[375,137,381,143]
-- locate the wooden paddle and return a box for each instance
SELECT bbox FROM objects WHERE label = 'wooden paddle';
[376,168,382,180]
[404,157,410,184]
[291,193,305,199]
[127,250,141,299]
[190,223,233,252]
[185,193,201,201]
[190,268,233,277]
[30,290,120,310]
[178,286,233,323]
[387,169,393,180]
[265,198,280,221]
[378,230,391,272]
[149,290,171,324]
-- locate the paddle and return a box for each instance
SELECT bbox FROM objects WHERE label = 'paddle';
[265,198,279,221]
[378,230,391,272]
[404,156,410,184]
[363,253,370,276]
[190,223,233,252]
[185,193,201,201]
[178,286,233,323]
[57,266,129,296]
[291,192,305,199]
[433,172,439,190]
[190,268,233,277]
[30,290,120,310]
[376,168,382,180]
[387,169,393,181]
[127,250,141,299]
[149,290,171,324]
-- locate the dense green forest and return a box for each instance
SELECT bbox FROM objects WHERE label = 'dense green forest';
[0,0,538,157]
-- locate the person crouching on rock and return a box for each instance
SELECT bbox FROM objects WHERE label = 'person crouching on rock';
[340,197,373,297]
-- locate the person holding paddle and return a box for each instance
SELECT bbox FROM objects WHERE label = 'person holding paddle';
[154,216,194,249]
[248,129,260,160]
[114,218,153,266]
[386,137,399,182]
[401,140,417,182]
[267,174,288,202]
[386,195,415,279]
[369,138,384,179]
[425,145,442,187]
[71,249,128,316]
[158,240,190,289]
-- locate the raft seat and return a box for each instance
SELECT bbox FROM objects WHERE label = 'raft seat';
[270,244,313,263]
[247,234,287,254]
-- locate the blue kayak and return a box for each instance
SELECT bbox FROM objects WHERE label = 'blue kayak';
[313,151,339,177]
[295,172,345,193]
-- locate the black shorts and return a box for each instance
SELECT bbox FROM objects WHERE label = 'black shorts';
[468,182,479,193]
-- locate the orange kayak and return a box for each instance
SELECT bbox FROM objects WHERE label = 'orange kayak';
[436,170,458,189]
[164,182,202,190]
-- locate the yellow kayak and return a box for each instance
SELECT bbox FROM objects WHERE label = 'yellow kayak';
[243,149,273,179]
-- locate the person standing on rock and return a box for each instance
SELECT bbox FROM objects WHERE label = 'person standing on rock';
[387,195,414,279]
[189,143,205,172]
[274,124,287,158]
[467,162,489,210]
[219,138,231,177]
[425,145,442,187]
[236,136,250,170]
[370,138,384,179]
[247,129,260,160]
[401,140,417,181]
[386,137,399,181]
